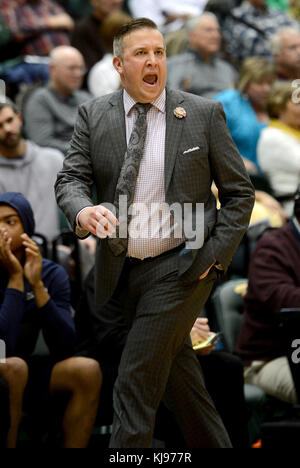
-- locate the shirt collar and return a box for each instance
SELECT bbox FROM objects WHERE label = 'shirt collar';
[48,85,76,104]
[123,88,166,116]
[187,47,217,65]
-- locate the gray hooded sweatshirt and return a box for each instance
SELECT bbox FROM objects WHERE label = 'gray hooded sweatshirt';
[0,141,63,241]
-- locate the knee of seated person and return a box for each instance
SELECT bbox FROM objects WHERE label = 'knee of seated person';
[0,358,28,385]
[63,357,102,393]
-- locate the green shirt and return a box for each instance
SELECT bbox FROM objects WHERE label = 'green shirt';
[267,0,289,11]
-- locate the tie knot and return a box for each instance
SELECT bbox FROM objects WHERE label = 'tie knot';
[135,103,152,115]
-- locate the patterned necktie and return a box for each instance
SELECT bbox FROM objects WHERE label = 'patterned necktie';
[108,102,152,256]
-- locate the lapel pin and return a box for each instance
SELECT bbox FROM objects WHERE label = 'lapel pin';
[174,107,187,119]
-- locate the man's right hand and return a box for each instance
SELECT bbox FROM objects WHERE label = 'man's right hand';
[78,205,119,238]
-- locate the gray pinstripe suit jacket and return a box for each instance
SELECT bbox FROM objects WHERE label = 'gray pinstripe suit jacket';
[55,88,255,306]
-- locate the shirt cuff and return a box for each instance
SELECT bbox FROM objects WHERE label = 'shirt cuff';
[75,207,91,238]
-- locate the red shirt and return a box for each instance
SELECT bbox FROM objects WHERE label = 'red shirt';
[236,221,300,365]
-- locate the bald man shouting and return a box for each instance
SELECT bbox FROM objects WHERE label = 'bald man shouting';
[24,46,92,155]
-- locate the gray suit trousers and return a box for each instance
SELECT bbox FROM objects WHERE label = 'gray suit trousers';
[106,250,232,448]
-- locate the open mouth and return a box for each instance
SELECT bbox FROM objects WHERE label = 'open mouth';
[143,74,158,86]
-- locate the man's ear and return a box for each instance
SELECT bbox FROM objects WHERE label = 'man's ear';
[113,56,123,76]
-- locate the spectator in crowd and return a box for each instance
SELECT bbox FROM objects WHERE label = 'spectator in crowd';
[267,0,288,10]
[0,0,74,57]
[0,192,101,448]
[24,46,91,155]
[87,10,131,97]
[88,54,121,98]
[258,81,300,217]
[58,0,92,20]
[215,57,275,172]
[167,13,237,99]
[236,190,300,405]
[222,0,298,68]
[271,27,300,81]
[128,0,208,34]
[0,101,63,242]
[71,0,124,73]
[191,319,249,447]
[99,9,132,48]
[0,377,10,448]
[289,0,300,22]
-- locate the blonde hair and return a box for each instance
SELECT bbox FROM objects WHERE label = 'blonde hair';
[236,57,275,94]
[267,81,294,118]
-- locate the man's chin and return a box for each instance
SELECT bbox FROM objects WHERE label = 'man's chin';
[3,142,19,149]
[2,137,20,148]
[140,85,163,102]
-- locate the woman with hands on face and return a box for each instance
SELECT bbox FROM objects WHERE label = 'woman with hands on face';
[0,193,101,448]
[0,228,49,309]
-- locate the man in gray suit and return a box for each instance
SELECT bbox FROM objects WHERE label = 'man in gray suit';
[55,18,255,448]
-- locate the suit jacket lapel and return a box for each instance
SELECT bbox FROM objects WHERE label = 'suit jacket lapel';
[107,88,185,187]
[108,90,127,172]
[165,88,185,194]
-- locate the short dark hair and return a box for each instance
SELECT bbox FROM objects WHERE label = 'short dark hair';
[113,17,159,58]
[0,100,19,115]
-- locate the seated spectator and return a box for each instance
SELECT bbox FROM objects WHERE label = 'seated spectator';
[212,182,286,228]
[0,101,63,241]
[289,0,300,22]
[222,0,298,68]
[251,190,286,226]
[167,13,237,99]
[215,57,275,172]
[0,192,101,448]
[24,46,91,155]
[128,0,208,34]
[0,0,74,57]
[267,0,288,10]
[258,81,300,217]
[71,0,124,74]
[0,377,10,448]
[271,27,300,81]
[58,0,92,20]
[236,190,300,405]
[190,318,249,447]
[76,267,249,448]
[99,10,132,47]
[87,11,131,97]
[0,12,20,62]
[88,54,121,97]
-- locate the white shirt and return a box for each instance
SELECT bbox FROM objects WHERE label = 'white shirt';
[128,0,207,33]
[88,54,121,98]
[258,126,300,217]
[124,89,184,258]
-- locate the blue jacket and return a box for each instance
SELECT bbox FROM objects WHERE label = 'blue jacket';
[0,259,76,360]
[215,89,267,169]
